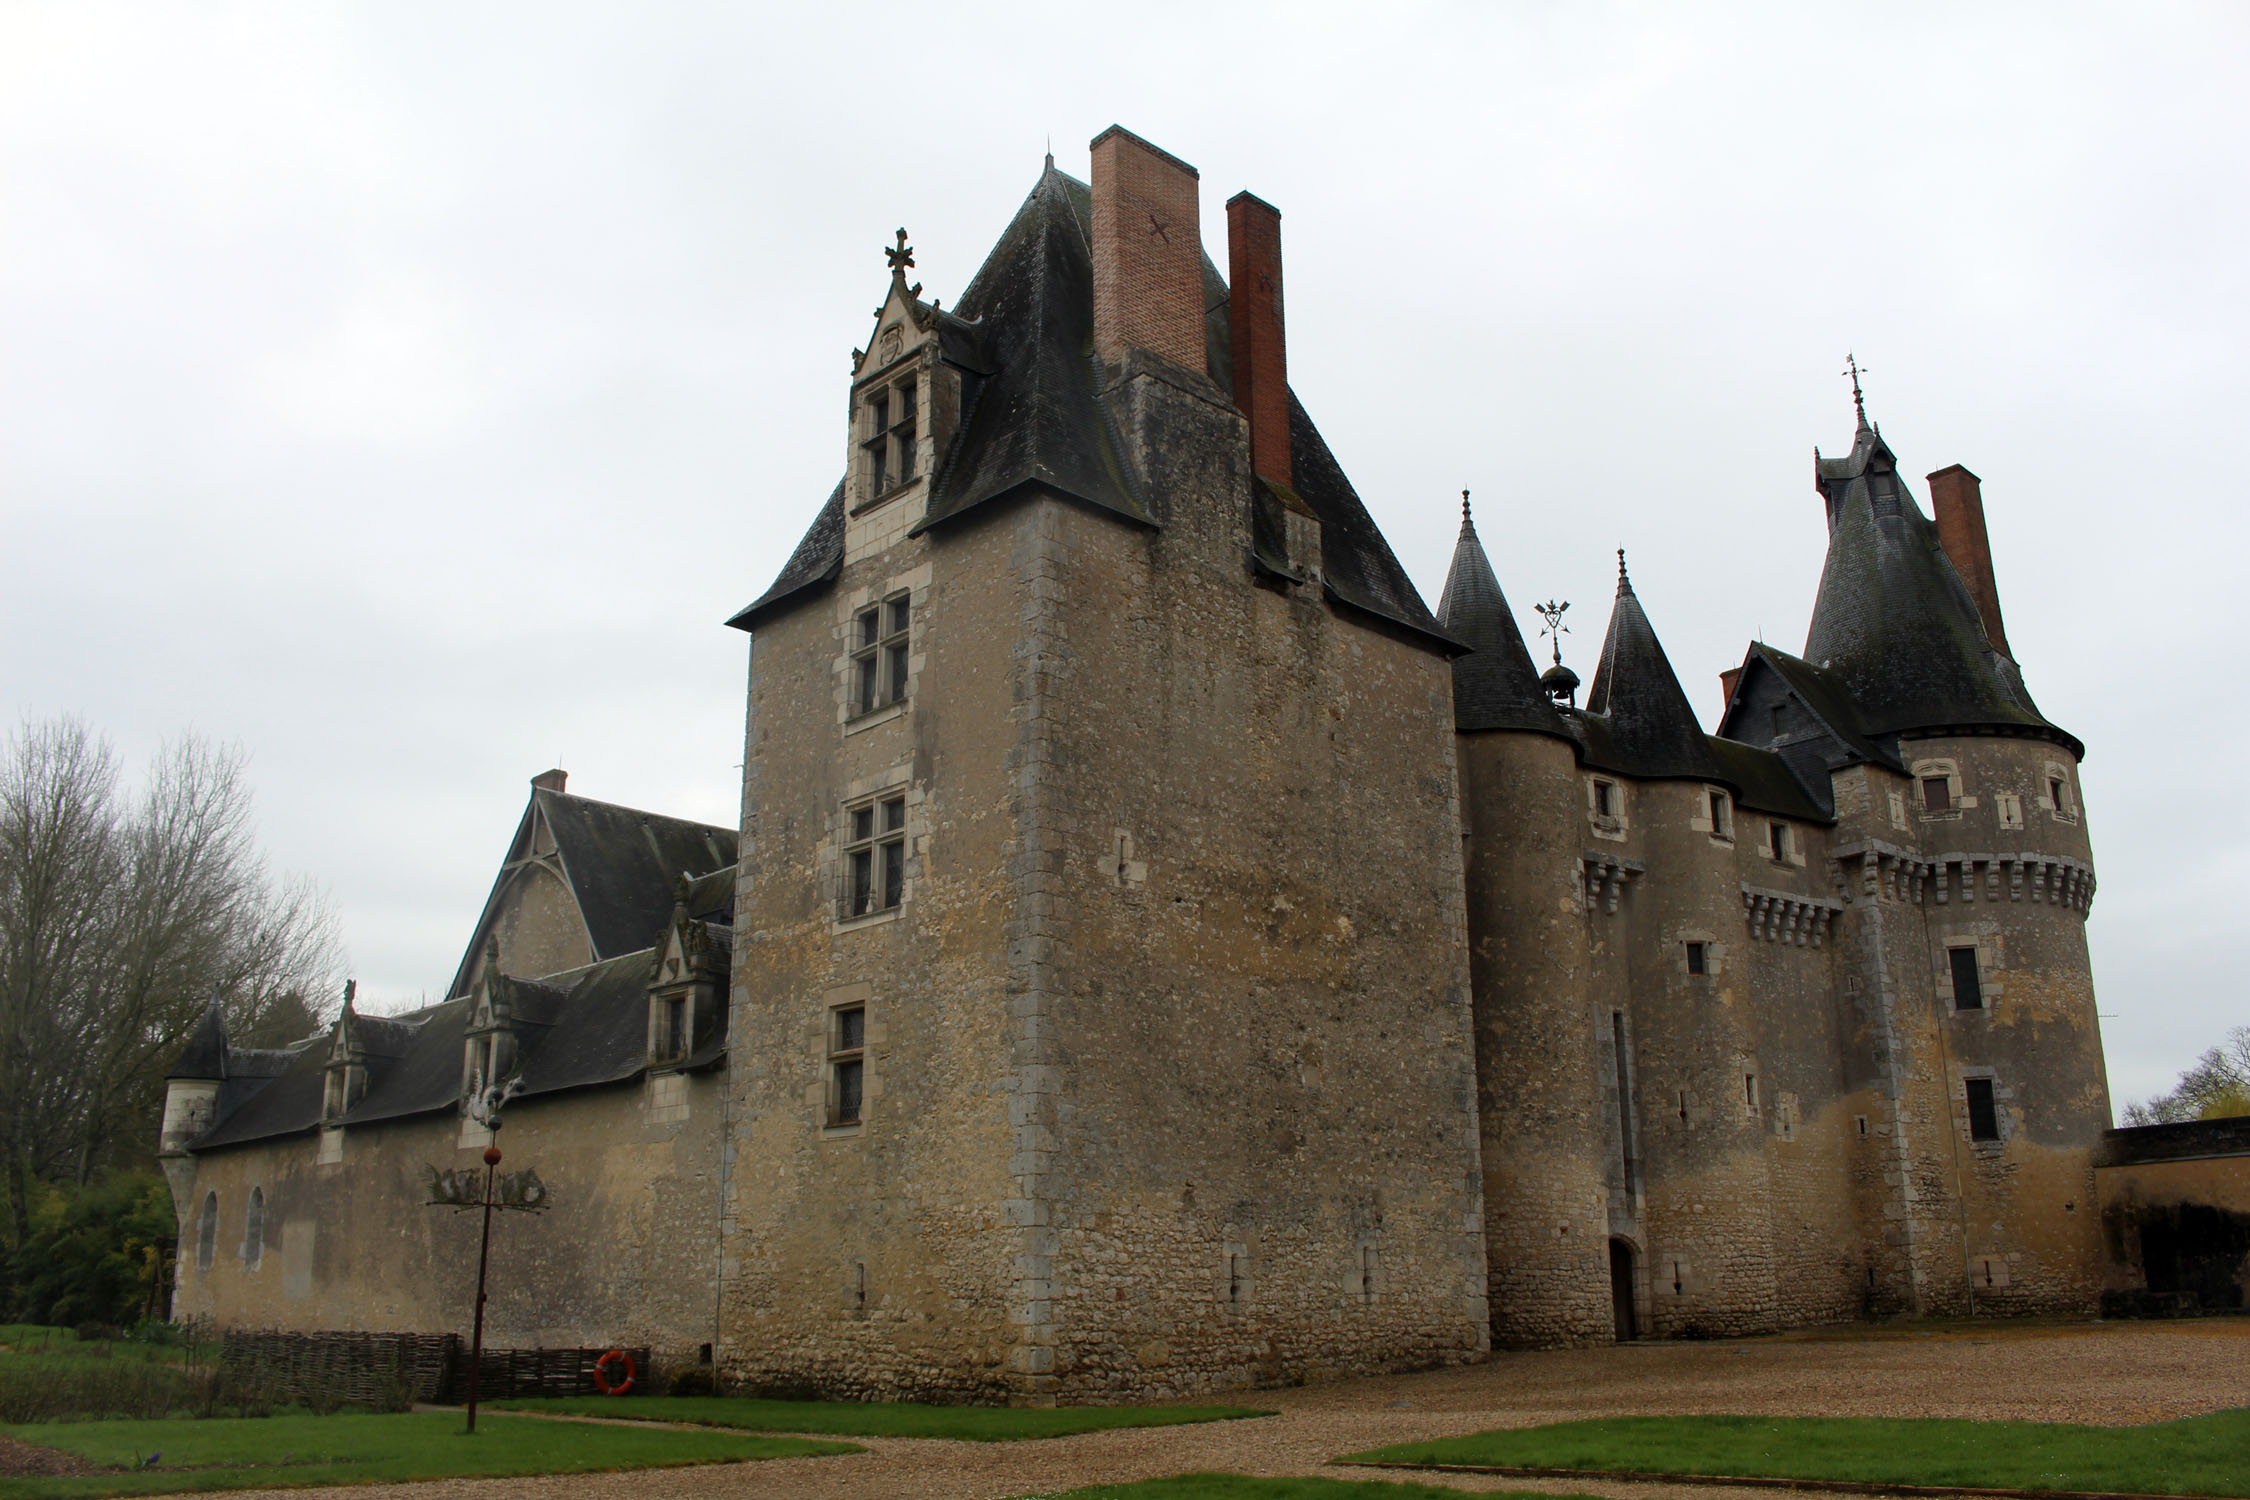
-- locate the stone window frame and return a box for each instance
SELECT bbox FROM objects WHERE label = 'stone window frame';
[1959,1067,2007,1147]
[241,1186,265,1271]
[827,764,919,932]
[838,790,909,924]
[195,1191,218,1272]
[814,983,875,1137]
[1588,777,1628,840]
[1887,787,1909,831]
[1691,786,1734,844]
[2042,759,2079,825]
[856,367,920,509]
[1935,928,2004,1015]
[1679,932,1722,979]
[1995,790,2025,831]
[847,592,913,721]
[835,566,930,735]
[826,998,868,1129]
[1762,818,1806,866]
[1911,757,1969,820]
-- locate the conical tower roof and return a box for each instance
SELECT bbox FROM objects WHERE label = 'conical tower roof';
[1804,415,2075,753]
[1584,552,1721,780]
[1436,497,1568,737]
[169,990,229,1081]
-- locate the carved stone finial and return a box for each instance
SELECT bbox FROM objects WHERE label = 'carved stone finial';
[1461,488,1472,525]
[340,977,357,1014]
[885,228,915,275]
[1617,548,1630,587]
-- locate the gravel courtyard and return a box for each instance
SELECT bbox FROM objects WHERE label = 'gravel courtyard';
[211,1319,2250,1500]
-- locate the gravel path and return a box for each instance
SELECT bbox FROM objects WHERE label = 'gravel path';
[128,1320,2250,1500]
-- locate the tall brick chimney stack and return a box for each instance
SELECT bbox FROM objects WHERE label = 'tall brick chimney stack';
[1226,192,1289,488]
[1090,126,1206,373]
[1927,465,2012,658]
[531,768,568,794]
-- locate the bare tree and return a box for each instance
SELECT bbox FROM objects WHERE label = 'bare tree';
[0,720,345,1244]
[2123,1026,2250,1126]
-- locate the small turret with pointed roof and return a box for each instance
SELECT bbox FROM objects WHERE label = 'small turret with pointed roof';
[1584,550,1721,780]
[1436,492,1569,738]
[169,987,230,1081]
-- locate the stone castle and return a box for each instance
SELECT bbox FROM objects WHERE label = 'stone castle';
[160,127,2112,1401]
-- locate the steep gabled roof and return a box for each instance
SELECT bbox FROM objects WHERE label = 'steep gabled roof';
[1436,502,1569,736]
[1582,555,1716,781]
[446,787,736,999]
[726,478,844,629]
[915,165,1148,536]
[728,158,1448,649]
[535,791,734,961]
[1805,416,2078,755]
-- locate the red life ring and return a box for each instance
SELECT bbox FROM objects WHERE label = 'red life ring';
[592,1349,636,1396]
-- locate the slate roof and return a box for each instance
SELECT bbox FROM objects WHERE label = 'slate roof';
[1436,504,1570,737]
[1582,558,1720,782]
[728,160,1448,648]
[1804,416,2078,756]
[189,929,728,1153]
[446,790,736,1000]
[726,479,844,628]
[169,996,230,1081]
[1562,559,1828,822]
[916,167,1149,536]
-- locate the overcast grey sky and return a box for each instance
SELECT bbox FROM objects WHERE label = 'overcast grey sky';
[3,3,2243,1109]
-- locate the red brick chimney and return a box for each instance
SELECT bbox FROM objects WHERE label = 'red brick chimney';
[1718,667,1742,715]
[531,768,567,794]
[1927,465,2012,658]
[1090,126,1205,372]
[1226,191,1288,488]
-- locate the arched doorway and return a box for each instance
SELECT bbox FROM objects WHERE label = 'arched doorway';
[1609,1238,1638,1341]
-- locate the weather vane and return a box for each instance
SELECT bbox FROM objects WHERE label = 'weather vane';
[1844,352,1869,426]
[1534,598,1570,667]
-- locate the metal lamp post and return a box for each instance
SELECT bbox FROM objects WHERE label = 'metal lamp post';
[427,1075,547,1435]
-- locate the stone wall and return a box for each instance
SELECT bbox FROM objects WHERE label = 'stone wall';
[719,356,1488,1402]
[170,1070,724,1371]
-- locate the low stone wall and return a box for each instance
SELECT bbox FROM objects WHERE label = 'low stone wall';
[2095,1120,2250,1317]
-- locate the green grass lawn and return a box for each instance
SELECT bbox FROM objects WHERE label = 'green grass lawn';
[1343,1409,2250,1496]
[1038,1480,1583,1500]
[0,1410,854,1497]
[495,1394,1271,1442]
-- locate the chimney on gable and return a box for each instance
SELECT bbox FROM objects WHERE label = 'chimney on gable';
[531,768,567,794]
[1927,465,2013,658]
[1718,667,1742,716]
[1226,191,1289,488]
[1090,126,1206,373]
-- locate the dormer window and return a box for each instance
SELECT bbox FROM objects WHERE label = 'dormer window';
[322,1069,346,1120]
[862,377,918,498]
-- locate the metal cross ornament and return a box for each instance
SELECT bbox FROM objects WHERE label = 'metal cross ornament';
[1844,352,1869,425]
[1534,599,1571,667]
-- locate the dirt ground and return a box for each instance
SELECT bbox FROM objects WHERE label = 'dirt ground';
[93,1319,2250,1500]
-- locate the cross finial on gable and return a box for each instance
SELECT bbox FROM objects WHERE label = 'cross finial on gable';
[886,228,915,274]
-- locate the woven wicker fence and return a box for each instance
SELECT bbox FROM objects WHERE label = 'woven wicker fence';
[221,1331,654,1406]
[221,1330,459,1406]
